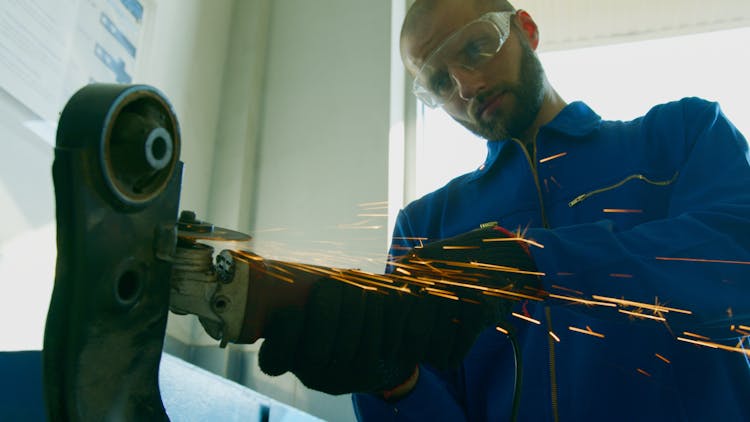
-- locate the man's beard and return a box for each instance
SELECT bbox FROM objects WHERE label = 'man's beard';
[457,40,546,141]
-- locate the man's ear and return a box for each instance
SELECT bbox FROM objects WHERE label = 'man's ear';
[515,10,540,50]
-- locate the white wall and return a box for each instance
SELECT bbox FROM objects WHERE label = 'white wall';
[137,0,233,220]
[249,1,392,270]
[240,2,393,421]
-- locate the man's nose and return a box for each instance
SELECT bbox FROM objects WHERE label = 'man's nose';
[451,66,486,100]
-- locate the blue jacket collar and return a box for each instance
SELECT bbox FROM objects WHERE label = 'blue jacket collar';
[472,102,601,180]
[542,101,601,137]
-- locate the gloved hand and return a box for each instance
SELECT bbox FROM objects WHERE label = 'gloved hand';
[258,224,540,396]
[258,277,497,395]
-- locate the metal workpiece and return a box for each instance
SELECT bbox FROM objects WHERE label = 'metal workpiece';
[45,84,182,421]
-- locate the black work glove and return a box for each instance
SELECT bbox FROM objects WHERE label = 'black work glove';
[258,277,502,395]
[258,225,540,396]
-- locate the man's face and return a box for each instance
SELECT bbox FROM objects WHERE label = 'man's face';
[402,3,545,141]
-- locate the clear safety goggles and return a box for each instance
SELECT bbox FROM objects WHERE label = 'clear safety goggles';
[412,11,515,108]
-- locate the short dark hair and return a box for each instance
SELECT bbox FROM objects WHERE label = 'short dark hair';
[401,0,516,44]
[400,0,517,63]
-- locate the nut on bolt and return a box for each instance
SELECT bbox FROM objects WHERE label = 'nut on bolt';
[216,250,235,283]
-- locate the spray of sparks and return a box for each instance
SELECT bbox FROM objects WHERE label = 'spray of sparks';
[226,199,750,365]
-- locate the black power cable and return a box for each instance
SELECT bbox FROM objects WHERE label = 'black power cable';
[508,332,523,421]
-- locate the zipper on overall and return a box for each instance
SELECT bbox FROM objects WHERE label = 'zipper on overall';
[511,138,558,421]
[568,172,679,207]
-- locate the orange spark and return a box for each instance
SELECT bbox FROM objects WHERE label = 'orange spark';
[618,309,666,322]
[349,269,395,283]
[637,368,651,377]
[429,292,460,301]
[483,289,544,302]
[496,326,509,335]
[603,209,643,213]
[656,257,750,266]
[548,293,617,307]
[512,312,541,325]
[539,152,568,163]
[740,325,750,331]
[424,287,460,301]
[390,245,414,251]
[655,353,671,364]
[420,259,546,277]
[677,337,750,357]
[424,286,458,296]
[329,275,380,291]
[252,227,289,233]
[591,295,692,315]
[358,201,388,207]
[235,250,265,261]
[569,326,605,338]
[267,264,293,275]
[551,284,582,294]
[394,275,436,287]
[442,246,480,250]
[389,260,446,276]
[264,271,295,284]
[460,297,481,305]
[467,261,546,276]
[682,331,710,341]
[285,262,409,293]
[482,237,545,249]
[549,331,561,342]
[395,267,411,276]
[609,273,633,278]
[347,274,410,293]
[431,278,490,292]
[337,221,382,230]
[393,236,428,242]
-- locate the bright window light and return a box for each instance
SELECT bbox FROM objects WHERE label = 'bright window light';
[415,27,750,199]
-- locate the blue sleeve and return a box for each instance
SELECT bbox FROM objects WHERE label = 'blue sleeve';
[528,100,750,336]
[351,365,467,422]
[387,210,418,264]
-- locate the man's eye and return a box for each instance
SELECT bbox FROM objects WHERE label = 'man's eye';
[462,37,494,64]
[430,72,453,95]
